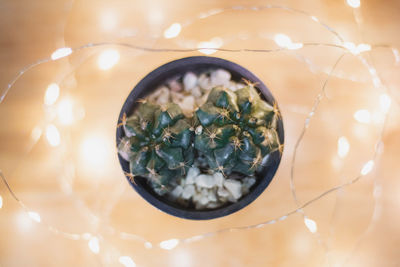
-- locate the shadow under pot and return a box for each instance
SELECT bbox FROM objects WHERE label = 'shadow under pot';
[116,56,284,220]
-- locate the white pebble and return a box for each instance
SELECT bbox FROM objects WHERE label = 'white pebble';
[208,190,217,202]
[185,167,200,185]
[171,185,183,199]
[181,185,195,199]
[242,177,256,194]
[224,179,242,200]
[191,86,202,97]
[207,202,221,209]
[217,187,230,198]
[198,73,212,90]
[195,174,216,188]
[179,96,196,116]
[213,172,224,188]
[156,87,170,105]
[168,79,183,92]
[211,69,231,87]
[183,72,197,91]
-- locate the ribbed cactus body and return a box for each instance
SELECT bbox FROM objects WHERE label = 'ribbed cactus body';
[194,85,280,176]
[119,102,195,190]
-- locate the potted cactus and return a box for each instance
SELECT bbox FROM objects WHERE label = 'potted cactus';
[116,56,284,219]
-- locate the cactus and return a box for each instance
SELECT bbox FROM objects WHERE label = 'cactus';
[118,101,195,192]
[194,84,281,176]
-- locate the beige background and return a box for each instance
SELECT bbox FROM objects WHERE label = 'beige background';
[1,0,400,266]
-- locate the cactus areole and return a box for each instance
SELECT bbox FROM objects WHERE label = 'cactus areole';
[116,56,284,220]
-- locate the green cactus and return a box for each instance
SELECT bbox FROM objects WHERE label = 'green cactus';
[118,101,195,192]
[194,84,281,176]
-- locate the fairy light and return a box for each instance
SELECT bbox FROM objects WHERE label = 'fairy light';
[163,23,181,39]
[119,256,136,267]
[347,0,361,8]
[0,195,2,209]
[392,48,400,65]
[57,98,75,125]
[379,93,392,113]
[159,239,180,250]
[51,47,72,60]
[361,160,374,175]
[197,37,223,55]
[45,124,61,147]
[88,236,100,254]
[44,83,60,105]
[337,136,350,158]
[28,211,41,223]
[97,49,120,70]
[304,217,317,233]
[100,10,118,31]
[30,125,42,142]
[274,33,303,50]
[354,109,371,123]
[80,134,110,167]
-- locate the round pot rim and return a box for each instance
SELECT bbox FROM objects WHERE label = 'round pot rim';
[116,56,285,220]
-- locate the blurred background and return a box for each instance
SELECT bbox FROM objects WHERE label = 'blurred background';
[1,0,400,266]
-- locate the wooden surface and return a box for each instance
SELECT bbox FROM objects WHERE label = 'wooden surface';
[1,0,400,266]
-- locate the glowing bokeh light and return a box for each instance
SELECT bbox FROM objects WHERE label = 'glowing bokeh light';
[51,47,72,60]
[354,109,371,123]
[163,23,181,39]
[304,217,317,233]
[197,37,223,55]
[30,125,42,142]
[347,0,361,8]
[46,124,61,147]
[337,136,350,158]
[119,256,136,267]
[274,33,303,50]
[80,134,109,167]
[160,238,179,250]
[0,195,2,209]
[44,83,60,105]
[274,33,292,48]
[100,10,117,31]
[28,211,41,223]
[57,98,75,125]
[88,236,100,254]
[361,160,374,175]
[379,93,392,113]
[97,49,120,70]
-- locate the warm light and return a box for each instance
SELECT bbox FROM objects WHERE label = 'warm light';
[160,238,179,250]
[304,217,317,233]
[46,124,61,147]
[163,23,181,39]
[44,83,60,105]
[347,0,360,8]
[197,37,223,55]
[357,43,371,53]
[28,211,41,223]
[337,137,350,158]
[57,98,74,125]
[274,34,292,48]
[361,160,374,175]
[51,47,72,60]
[100,10,117,31]
[97,49,120,70]
[354,109,371,123]
[30,126,42,142]
[311,16,319,22]
[119,256,136,267]
[0,195,2,209]
[80,134,109,167]
[379,93,392,113]
[88,236,100,254]
[274,33,303,50]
